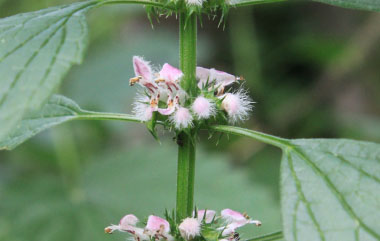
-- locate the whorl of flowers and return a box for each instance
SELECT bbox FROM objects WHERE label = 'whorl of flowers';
[129,56,253,130]
[105,209,261,241]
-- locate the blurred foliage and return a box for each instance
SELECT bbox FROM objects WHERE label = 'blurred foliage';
[0,0,379,240]
[0,141,281,241]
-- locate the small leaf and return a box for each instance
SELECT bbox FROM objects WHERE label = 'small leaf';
[146,111,160,142]
[0,95,141,150]
[0,1,98,141]
[202,227,220,241]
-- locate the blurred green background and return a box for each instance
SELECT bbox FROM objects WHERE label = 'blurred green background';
[0,0,379,240]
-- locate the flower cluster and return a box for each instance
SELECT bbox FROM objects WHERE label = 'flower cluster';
[105,209,261,241]
[129,56,253,130]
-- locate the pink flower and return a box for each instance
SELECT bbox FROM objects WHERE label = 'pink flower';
[156,63,183,93]
[191,96,216,119]
[196,67,238,95]
[170,107,193,129]
[146,215,170,234]
[219,209,261,236]
[130,56,159,93]
[178,217,201,240]
[120,214,139,228]
[145,215,173,240]
[158,95,179,116]
[104,214,148,240]
[132,94,159,121]
[220,90,253,123]
[195,209,216,223]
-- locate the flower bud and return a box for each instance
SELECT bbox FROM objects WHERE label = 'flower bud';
[179,217,201,240]
[192,96,215,119]
[221,91,253,123]
[170,107,193,129]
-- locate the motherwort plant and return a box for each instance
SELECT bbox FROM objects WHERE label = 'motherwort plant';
[0,0,379,241]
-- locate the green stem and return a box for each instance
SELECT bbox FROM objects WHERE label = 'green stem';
[209,125,290,149]
[179,14,197,97]
[77,111,142,123]
[176,131,196,222]
[232,0,286,8]
[95,0,174,9]
[176,13,197,222]
[244,230,283,241]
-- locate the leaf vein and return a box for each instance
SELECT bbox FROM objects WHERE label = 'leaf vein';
[287,151,326,240]
[292,147,380,239]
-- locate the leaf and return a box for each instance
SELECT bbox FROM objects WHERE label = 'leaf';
[0,1,98,141]
[210,125,380,241]
[0,95,141,150]
[228,0,380,12]
[281,139,380,241]
[312,0,380,12]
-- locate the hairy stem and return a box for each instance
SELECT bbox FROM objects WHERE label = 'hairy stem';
[179,14,197,97]
[176,13,197,222]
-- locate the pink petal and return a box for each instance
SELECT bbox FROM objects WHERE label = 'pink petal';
[120,214,139,227]
[133,56,153,81]
[221,209,246,222]
[158,107,175,115]
[196,67,211,89]
[196,210,216,223]
[211,69,236,87]
[146,215,170,233]
[160,63,183,82]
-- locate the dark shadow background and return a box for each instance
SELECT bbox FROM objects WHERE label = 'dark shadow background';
[0,0,379,240]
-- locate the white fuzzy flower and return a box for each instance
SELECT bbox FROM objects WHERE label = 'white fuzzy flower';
[179,218,201,240]
[170,107,193,129]
[220,90,253,123]
[192,96,216,119]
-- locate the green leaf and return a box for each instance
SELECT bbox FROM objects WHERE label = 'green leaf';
[281,139,380,241]
[210,125,380,241]
[228,0,380,12]
[0,0,171,144]
[0,1,98,141]
[312,0,380,12]
[0,95,141,150]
